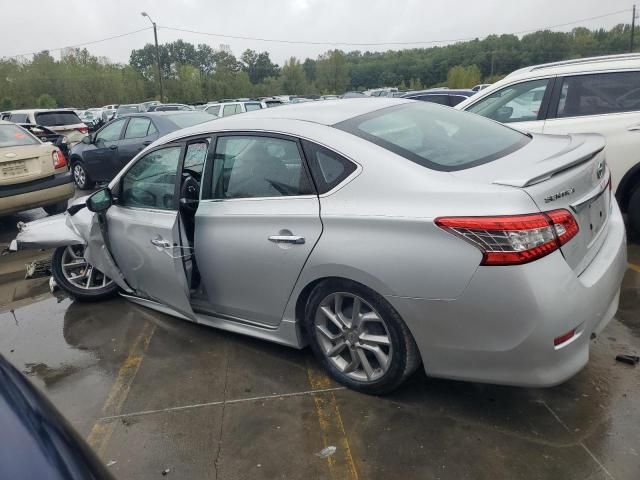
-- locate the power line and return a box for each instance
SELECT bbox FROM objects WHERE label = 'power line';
[160,8,632,47]
[3,27,152,59]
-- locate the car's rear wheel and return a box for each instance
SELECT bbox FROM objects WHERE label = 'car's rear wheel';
[43,201,68,216]
[627,185,640,237]
[305,279,420,395]
[72,162,94,190]
[51,245,118,301]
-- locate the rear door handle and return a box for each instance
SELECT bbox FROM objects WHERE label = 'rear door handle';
[142,140,152,146]
[109,145,118,150]
[628,125,640,132]
[268,235,305,245]
[151,238,172,248]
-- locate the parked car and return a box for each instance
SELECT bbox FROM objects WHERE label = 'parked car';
[13,99,626,395]
[471,84,492,92]
[141,100,161,111]
[68,111,214,189]
[401,89,475,106]
[456,53,640,233]
[18,123,70,161]
[203,100,263,117]
[146,103,194,112]
[0,354,113,480]
[101,104,119,123]
[6,109,88,144]
[0,111,10,121]
[114,104,145,118]
[75,110,102,132]
[0,121,73,216]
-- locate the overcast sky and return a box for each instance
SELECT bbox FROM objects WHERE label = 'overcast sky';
[0,0,635,65]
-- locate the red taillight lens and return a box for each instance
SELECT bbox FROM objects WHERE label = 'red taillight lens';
[435,209,579,266]
[78,126,88,134]
[52,148,66,169]
[554,328,576,346]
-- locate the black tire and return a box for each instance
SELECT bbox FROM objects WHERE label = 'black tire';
[51,246,119,302]
[43,201,68,216]
[72,161,94,190]
[628,185,640,238]
[304,279,421,395]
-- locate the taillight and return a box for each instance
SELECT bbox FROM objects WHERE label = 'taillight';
[78,126,88,134]
[52,148,66,169]
[435,209,579,266]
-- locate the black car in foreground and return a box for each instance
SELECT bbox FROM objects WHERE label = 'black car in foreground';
[0,355,112,479]
[400,89,475,107]
[68,111,214,189]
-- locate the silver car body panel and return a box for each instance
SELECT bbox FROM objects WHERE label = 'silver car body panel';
[11,98,628,386]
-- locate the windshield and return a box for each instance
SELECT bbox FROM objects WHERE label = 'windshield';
[0,124,40,147]
[34,111,82,127]
[335,102,530,171]
[166,112,215,128]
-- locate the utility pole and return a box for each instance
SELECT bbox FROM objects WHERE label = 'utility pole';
[141,12,164,102]
[490,51,495,77]
[631,5,637,53]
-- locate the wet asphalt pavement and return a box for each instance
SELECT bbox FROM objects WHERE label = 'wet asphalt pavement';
[1,207,640,480]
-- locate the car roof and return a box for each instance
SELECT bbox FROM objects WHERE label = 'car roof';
[403,89,474,96]
[8,109,76,114]
[505,53,640,80]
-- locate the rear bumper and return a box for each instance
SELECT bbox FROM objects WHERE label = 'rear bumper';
[0,172,74,216]
[388,200,627,387]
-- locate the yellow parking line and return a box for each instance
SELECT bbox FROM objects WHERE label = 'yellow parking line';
[86,321,156,457]
[307,363,359,480]
[628,263,640,274]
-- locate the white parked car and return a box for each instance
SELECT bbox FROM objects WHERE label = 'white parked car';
[456,53,640,233]
[6,109,88,144]
[204,101,264,117]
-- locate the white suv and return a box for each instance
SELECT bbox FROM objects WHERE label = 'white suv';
[204,101,264,117]
[456,54,640,233]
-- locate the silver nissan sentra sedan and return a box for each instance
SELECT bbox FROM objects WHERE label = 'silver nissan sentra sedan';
[12,98,627,394]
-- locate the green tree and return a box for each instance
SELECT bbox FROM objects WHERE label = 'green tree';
[280,57,307,94]
[447,65,481,88]
[316,50,350,93]
[1,97,15,110]
[36,94,57,108]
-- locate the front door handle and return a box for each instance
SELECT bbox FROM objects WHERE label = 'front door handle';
[109,145,118,150]
[628,125,640,132]
[268,235,305,245]
[151,238,172,248]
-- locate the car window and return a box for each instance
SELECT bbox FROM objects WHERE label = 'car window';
[335,102,530,171]
[302,141,357,194]
[184,141,208,174]
[205,105,221,116]
[124,117,152,139]
[96,119,126,143]
[416,95,450,106]
[211,136,314,199]
[466,79,550,123]
[222,104,241,116]
[555,71,640,118]
[449,95,469,107]
[148,121,158,135]
[9,113,29,123]
[120,146,181,210]
[0,124,40,147]
[244,103,262,111]
[34,111,82,126]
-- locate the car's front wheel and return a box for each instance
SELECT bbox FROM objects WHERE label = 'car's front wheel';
[305,279,420,395]
[51,246,118,301]
[72,162,94,190]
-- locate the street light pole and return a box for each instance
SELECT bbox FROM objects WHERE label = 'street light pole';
[631,4,637,53]
[141,12,164,102]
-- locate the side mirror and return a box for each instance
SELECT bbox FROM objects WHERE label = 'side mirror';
[86,188,113,213]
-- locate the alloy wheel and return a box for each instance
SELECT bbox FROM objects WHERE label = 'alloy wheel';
[73,164,86,187]
[314,292,393,382]
[60,245,113,290]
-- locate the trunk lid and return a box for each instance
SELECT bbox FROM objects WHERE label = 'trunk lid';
[451,133,611,274]
[1,144,56,186]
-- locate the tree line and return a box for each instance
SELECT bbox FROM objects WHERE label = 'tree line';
[0,23,637,109]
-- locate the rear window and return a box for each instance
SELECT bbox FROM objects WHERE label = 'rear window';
[0,124,40,147]
[9,113,28,123]
[117,106,140,114]
[34,111,82,126]
[335,102,530,171]
[165,113,215,129]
